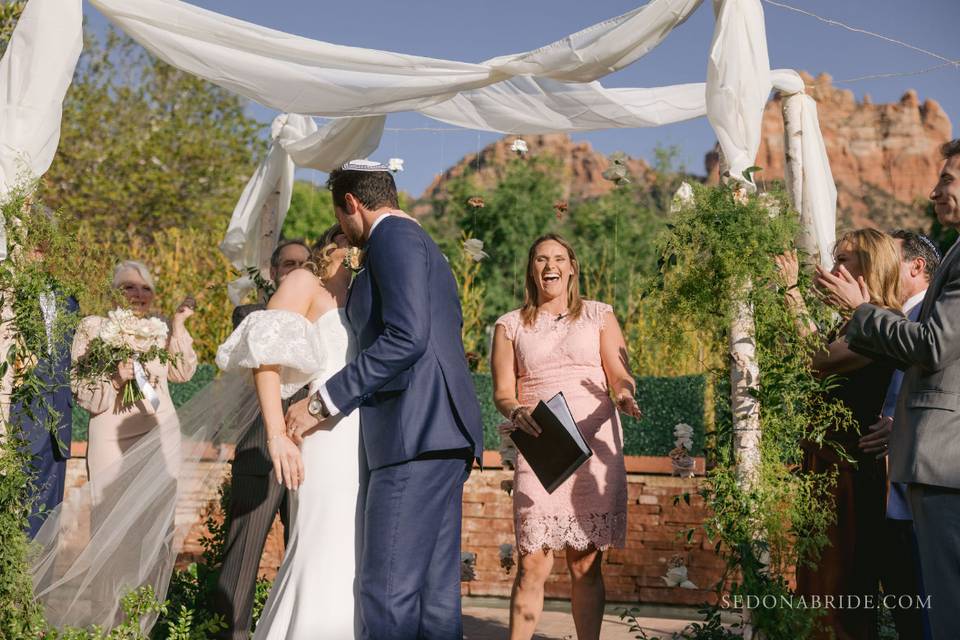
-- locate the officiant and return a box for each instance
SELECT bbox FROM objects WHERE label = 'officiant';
[491,233,640,640]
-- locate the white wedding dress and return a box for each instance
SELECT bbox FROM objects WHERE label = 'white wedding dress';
[216,308,362,639]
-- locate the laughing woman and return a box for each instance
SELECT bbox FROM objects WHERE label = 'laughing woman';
[491,233,641,640]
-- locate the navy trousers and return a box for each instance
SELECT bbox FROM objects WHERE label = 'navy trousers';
[26,436,67,539]
[360,455,470,640]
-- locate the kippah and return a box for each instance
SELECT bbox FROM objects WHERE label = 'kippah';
[340,159,390,172]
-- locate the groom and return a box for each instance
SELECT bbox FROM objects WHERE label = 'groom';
[286,160,483,639]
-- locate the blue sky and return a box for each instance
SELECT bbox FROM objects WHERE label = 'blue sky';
[82,0,959,198]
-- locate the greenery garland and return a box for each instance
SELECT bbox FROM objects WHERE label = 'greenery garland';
[637,178,852,638]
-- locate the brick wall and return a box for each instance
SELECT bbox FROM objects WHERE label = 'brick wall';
[65,446,725,607]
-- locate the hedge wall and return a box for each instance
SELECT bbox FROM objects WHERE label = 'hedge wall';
[72,367,706,458]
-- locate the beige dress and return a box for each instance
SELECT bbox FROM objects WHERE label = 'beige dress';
[71,315,197,485]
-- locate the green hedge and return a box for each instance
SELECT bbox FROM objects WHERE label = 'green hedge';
[73,367,706,458]
[471,372,705,457]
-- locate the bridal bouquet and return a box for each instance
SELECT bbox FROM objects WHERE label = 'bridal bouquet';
[74,308,172,408]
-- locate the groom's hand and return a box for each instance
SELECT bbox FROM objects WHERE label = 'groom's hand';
[285,397,323,445]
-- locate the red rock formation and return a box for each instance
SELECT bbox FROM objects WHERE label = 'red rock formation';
[417,133,650,206]
[707,72,953,230]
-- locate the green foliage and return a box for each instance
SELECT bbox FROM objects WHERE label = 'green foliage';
[44,30,265,235]
[427,157,564,321]
[648,181,849,637]
[622,375,705,456]
[0,0,25,57]
[281,180,337,241]
[451,236,488,371]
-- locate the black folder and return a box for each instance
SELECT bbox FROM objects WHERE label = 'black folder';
[510,392,592,494]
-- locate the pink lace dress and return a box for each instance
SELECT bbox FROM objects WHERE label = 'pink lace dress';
[496,300,627,554]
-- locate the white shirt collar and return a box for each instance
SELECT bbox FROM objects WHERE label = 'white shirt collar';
[904,289,927,313]
[367,212,393,240]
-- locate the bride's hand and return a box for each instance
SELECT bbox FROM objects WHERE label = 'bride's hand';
[268,433,304,490]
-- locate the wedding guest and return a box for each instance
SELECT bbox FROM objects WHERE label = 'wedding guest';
[71,260,197,484]
[816,140,960,640]
[12,289,79,539]
[777,229,902,640]
[491,233,641,640]
[859,231,938,640]
[212,238,311,640]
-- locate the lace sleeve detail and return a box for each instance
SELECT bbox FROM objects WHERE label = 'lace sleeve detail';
[495,309,521,341]
[588,301,615,330]
[215,310,326,398]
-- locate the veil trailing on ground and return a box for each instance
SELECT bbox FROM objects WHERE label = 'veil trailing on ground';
[29,370,262,630]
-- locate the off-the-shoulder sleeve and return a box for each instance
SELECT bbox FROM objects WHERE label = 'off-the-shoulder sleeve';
[495,310,521,341]
[167,329,198,383]
[71,316,118,415]
[215,309,327,398]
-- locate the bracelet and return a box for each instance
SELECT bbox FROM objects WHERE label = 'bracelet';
[509,406,525,422]
[267,433,286,445]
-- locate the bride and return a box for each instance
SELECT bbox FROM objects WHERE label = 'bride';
[216,224,362,638]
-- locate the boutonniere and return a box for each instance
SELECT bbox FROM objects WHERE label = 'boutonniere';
[344,247,365,273]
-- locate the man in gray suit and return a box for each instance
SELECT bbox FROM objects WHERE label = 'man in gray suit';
[212,239,310,640]
[816,139,960,639]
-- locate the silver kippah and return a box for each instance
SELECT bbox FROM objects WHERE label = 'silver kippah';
[340,159,391,172]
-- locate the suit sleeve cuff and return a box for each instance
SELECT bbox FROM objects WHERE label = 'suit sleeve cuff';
[309,380,342,418]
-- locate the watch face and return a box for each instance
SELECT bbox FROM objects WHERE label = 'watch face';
[308,397,322,415]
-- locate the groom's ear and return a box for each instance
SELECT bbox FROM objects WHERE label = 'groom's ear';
[344,193,362,216]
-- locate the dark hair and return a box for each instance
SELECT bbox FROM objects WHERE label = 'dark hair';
[270,239,309,268]
[326,169,399,211]
[889,229,941,280]
[940,139,960,160]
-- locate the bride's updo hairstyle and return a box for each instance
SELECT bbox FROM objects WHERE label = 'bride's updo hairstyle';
[306,223,345,282]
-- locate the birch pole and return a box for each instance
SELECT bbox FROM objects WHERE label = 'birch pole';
[723,153,763,640]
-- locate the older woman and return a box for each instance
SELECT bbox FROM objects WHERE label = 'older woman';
[72,260,197,483]
[491,233,641,640]
[778,229,902,640]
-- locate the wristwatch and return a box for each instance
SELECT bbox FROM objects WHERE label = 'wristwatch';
[307,390,330,418]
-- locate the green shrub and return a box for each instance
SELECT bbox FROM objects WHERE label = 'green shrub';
[471,372,705,457]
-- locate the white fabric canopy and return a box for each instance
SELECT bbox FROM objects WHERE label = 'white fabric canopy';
[86,0,704,115]
[0,0,82,194]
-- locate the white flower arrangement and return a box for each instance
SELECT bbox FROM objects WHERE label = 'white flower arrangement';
[670,182,695,213]
[388,157,404,173]
[510,139,528,156]
[670,422,696,478]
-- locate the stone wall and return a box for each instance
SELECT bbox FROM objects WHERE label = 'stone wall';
[65,446,724,606]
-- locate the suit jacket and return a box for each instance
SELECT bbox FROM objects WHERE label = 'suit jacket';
[12,295,78,460]
[847,244,960,488]
[325,216,484,470]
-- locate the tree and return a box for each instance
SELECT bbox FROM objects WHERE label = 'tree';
[281,180,337,241]
[44,30,265,235]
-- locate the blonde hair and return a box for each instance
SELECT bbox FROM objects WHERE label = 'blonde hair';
[833,229,901,311]
[307,223,343,282]
[520,233,583,326]
[112,260,156,290]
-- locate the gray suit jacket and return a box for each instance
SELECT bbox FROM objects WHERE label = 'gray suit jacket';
[847,243,960,488]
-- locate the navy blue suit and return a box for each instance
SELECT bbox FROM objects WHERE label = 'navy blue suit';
[325,216,483,639]
[13,295,78,539]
